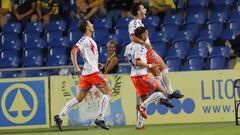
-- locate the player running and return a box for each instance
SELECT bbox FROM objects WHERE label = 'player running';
[125,3,184,99]
[127,26,174,129]
[54,20,111,131]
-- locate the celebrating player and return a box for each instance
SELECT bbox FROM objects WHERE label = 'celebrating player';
[127,26,174,129]
[54,20,112,131]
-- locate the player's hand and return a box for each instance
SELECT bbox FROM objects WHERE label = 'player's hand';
[73,66,81,75]
[98,63,104,70]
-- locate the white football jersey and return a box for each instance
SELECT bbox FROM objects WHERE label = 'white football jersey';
[126,42,148,76]
[128,19,150,43]
[75,36,99,75]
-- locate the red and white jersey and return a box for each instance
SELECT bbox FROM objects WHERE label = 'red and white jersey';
[128,19,150,43]
[75,36,99,75]
[126,42,148,76]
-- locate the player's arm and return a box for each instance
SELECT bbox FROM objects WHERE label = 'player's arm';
[136,59,159,69]
[71,47,81,75]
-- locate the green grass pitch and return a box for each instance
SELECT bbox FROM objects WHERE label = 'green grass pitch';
[1,122,240,135]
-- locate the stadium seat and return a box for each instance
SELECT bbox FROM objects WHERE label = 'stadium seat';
[0,50,19,68]
[183,22,200,38]
[152,41,167,58]
[114,28,130,45]
[189,47,209,59]
[23,70,49,77]
[47,20,67,32]
[24,38,46,49]
[93,29,111,45]
[187,56,204,68]
[209,6,229,23]
[2,39,21,51]
[22,32,41,44]
[207,21,223,38]
[188,0,209,7]
[47,48,67,66]
[229,21,240,33]
[24,21,44,33]
[23,49,44,67]
[186,6,207,24]
[163,14,182,25]
[117,66,131,74]
[212,0,235,6]
[68,29,83,47]
[161,24,178,41]
[115,17,132,29]
[46,31,68,48]
[68,52,84,65]
[149,30,162,42]
[93,18,112,30]
[172,41,190,59]
[196,39,213,48]
[209,55,228,70]
[165,57,181,71]
[0,71,20,78]
[220,29,237,40]
[1,33,18,43]
[69,19,81,31]
[211,47,230,58]
[230,11,240,22]
[98,45,108,63]
[181,65,203,71]
[2,22,21,34]
[142,15,160,27]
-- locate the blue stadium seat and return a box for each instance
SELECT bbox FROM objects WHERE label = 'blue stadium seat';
[2,22,21,34]
[181,65,203,71]
[142,15,160,27]
[93,18,112,30]
[212,0,235,6]
[24,38,46,49]
[220,29,237,40]
[68,53,84,65]
[211,47,230,58]
[173,31,194,43]
[183,22,200,38]
[24,21,44,33]
[189,47,209,59]
[209,56,227,70]
[47,48,67,66]
[22,32,41,44]
[187,56,204,68]
[117,66,131,74]
[2,39,21,51]
[198,29,217,40]
[46,32,68,48]
[0,71,20,78]
[149,30,162,42]
[196,39,213,48]
[114,28,130,45]
[209,6,229,23]
[47,20,67,32]
[0,50,19,68]
[93,29,111,44]
[207,21,223,38]
[163,14,182,25]
[230,11,240,22]
[188,0,209,7]
[23,49,44,67]
[172,41,190,59]
[1,33,18,43]
[165,57,181,71]
[152,41,167,58]
[23,70,49,77]
[161,24,178,41]
[229,21,240,33]
[68,29,83,47]
[186,6,206,24]
[116,17,132,29]
[98,45,108,63]
[69,19,81,31]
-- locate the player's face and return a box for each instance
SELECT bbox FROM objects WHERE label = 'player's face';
[87,21,94,32]
[107,43,116,55]
[141,31,148,41]
[139,5,147,19]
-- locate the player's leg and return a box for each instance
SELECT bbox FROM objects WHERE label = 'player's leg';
[159,64,184,99]
[136,95,148,130]
[54,76,91,131]
[93,73,112,130]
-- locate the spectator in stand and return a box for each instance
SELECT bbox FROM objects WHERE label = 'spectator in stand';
[36,0,60,27]
[0,0,12,27]
[13,0,37,24]
[99,40,119,74]
[76,0,106,20]
[106,0,133,18]
[149,0,176,20]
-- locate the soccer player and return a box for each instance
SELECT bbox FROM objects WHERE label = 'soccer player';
[54,20,111,131]
[126,2,183,99]
[127,26,173,129]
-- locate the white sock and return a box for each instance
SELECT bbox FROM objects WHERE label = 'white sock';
[154,75,166,89]
[97,95,110,120]
[141,92,165,108]
[136,111,144,128]
[162,69,174,94]
[59,97,79,120]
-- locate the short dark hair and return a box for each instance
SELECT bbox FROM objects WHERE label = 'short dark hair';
[134,26,147,39]
[78,20,88,33]
[131,3,143,16]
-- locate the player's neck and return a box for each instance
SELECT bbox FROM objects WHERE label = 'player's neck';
[83,31,92,37]
[134,16,142,20]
